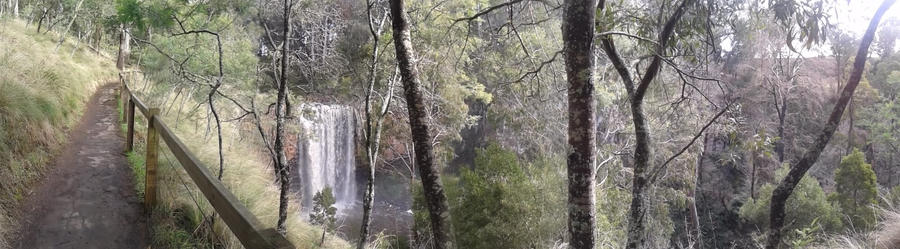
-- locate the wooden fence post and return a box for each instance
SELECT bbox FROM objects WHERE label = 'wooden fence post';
[145,108,160,210]
[118,74,124,114]
[125,98,135,152]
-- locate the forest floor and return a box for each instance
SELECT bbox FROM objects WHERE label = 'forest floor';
[12,83,148,249]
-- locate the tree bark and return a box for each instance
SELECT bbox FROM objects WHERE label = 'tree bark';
[846,97,854,154]
[37,8,48,33]
[116,25,130,70]
[775,95,787,162]
[389,0,454,248]
[765,1,896,247]
[687,134,707,249]
[358,4,390,248]
[618,1,695,248]
[562,0,599,248]
[320,226,327,245]
[274,0,292,234]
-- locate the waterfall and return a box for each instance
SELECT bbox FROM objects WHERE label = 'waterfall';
[296,103,358,209]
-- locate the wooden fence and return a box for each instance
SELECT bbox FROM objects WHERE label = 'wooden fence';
[118,73,294,249]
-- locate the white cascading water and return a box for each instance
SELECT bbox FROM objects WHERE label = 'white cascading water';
[296,103,357,209]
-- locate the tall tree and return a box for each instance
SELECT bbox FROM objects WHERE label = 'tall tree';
[765,0,896,247]
[598,0,699,248]
[116,26,130,70]
[274,0,292,234]
[388,0,454,248]
[357,0,393,247]
[561,0,599,248]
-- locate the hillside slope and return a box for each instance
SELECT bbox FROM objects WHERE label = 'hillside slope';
[0,20,117,248]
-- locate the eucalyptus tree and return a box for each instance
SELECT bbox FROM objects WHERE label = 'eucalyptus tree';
[765,0,897,247]
[595,0,734,247]
[389,0,454,247]
[560,0,599,248]
[357,0,395,247]
[273,0,292,233]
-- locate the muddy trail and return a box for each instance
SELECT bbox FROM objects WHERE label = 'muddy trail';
[14,83,148,249]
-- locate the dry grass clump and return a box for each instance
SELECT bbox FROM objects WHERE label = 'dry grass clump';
[0,19,116,248]
[814,207,900,249]
[123,75,350,248]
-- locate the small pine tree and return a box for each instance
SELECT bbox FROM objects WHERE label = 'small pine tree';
[310,187,337,245]
[829,149,878,229]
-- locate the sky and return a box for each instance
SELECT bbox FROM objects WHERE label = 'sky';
[790,0,899,57]
[833,0,900,36]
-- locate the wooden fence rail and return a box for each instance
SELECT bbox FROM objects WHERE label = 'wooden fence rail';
[118,73,294,249]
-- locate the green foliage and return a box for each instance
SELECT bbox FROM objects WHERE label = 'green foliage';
[740,164,843,241]
[413,144,566,248]
[788,218,821,248]
[310,187,338,232]
[595,183,632,247]
[829,149,878,230]
[115,0,144,29]
[768,0,831,51]
[448,143,564,249]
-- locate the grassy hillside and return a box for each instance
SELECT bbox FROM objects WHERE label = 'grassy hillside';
[120,74,352,248]
[0,19,116,248]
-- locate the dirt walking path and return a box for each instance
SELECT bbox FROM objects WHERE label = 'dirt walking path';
[14,83,148,249]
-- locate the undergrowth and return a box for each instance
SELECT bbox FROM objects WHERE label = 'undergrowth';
[0,19,115,248]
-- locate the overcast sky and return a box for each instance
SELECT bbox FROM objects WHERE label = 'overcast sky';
[833,0,900,36]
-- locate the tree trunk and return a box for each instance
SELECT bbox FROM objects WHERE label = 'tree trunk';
[775,96,787,162]
[320,226,327,245]
[55,0,84,51]
[688,135,707,249]
[389,1,454,248]
[95,25,102,55]
[116,26,130,70]
[621,1,694,248]
[750,155,757,199]
[37,8,48,33]
[765,1,895,247]
[562,0,599,248]
[274,0,292,234]
[846,97,854,154]
[358,6,389,248]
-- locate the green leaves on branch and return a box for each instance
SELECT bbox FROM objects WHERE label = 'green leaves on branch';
[768,0,831,52]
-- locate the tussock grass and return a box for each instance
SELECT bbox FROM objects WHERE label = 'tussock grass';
[814,206,900,249]
[0,19,116,248]
[120,75,351,248]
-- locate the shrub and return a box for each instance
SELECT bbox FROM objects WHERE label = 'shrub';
[829,149,878,230]
[310,187,338,245]
[412,144,567,249]
[739,164,843,243]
